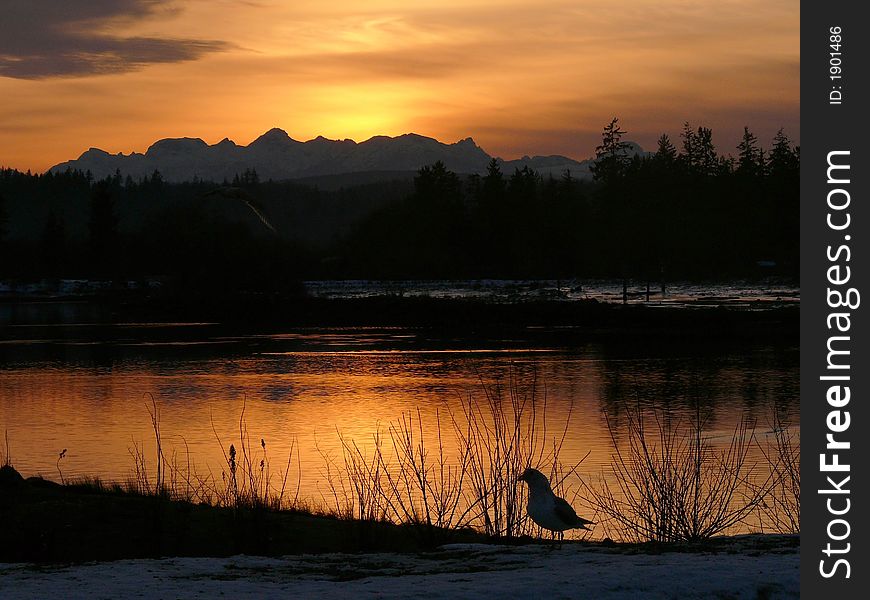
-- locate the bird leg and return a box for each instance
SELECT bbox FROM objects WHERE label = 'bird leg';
[547,530,557,551]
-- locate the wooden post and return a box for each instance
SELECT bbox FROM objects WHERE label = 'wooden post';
[660,265,666,298]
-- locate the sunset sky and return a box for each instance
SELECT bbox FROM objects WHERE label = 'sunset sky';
[1,0,799,173]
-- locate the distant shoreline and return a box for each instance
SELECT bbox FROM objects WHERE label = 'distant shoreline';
[0,292,799,343]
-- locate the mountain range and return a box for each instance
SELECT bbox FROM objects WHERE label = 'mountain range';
[49,129,647,184]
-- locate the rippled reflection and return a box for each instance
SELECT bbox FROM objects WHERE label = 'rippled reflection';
[0,318,798,537]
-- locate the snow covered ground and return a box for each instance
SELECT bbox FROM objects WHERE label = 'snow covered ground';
[301,278,800,307]
[0,538,798,599]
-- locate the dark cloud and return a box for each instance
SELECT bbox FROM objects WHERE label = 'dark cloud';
[0,0,229,79]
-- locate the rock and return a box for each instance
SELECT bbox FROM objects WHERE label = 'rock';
[25,476,63,489]
[0,464,24,487]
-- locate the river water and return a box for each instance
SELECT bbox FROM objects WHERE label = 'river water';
[0,293,798,538]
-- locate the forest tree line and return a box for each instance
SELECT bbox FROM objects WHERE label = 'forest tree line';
[0,119,798,289]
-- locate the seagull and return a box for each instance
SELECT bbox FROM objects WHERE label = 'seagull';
[518,467,593,543]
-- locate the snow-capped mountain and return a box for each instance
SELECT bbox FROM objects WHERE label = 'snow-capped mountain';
[48,129,645,183]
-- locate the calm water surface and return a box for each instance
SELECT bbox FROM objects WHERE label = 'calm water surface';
[1,301,799,536]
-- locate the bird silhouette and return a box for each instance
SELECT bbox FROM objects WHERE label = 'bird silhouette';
[518,467,593,544]
[200,186,278,234]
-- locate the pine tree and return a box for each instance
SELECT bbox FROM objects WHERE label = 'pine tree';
[482,158,505,198]
[655,134,677,162]
[40,211,67,277]
[768,129,799,177]
[679,122,697,172]
[414,161,462,203]
[0,192,7,244]
[89,181,119,277]
[737,126,764,176]
[695,127,718,176]
[591,118,630,183]
[681,124,718,176]
[508,166,540,202]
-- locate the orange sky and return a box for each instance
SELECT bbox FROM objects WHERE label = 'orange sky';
[0,0,799,173]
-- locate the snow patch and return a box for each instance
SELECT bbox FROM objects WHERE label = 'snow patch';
[0,540,798,599]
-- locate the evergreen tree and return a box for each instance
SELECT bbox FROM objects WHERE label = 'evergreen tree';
[695,127,718,176]
[241,168,260,186]
[591,118,630,183]
[40,211,67,277]
[680,124,719,176]
[0,192,7,244]
[89,181,119,277]
[737,126,764,176]
[414,161,462,203]
[508,166,540,202]
[768,129,799,177]
[482,158,506,201]
[679,122,697,172]
[654,133,677,163]
[718,154,736,175]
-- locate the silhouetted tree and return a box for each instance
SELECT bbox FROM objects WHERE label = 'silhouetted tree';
[591,118,631,183]
[40,211,67,277]
[695,127,718,176]
[88,180,119,277]
[0,121,801,283]
[655,134,677,163]
[342,161,469,277]
[679,122,697,172]
[737,127,764,176]
[768,129,800,178]
[241,168,260,186]
[414,161,462,204]
[508,166,540,203]
[0,192,7,244]
[679,124,718,176]
[481,158,506,202]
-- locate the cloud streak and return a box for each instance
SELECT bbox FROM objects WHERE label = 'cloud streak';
[0,0,229,79]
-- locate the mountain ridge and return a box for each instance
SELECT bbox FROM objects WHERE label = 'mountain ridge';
[49,131,647,183]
